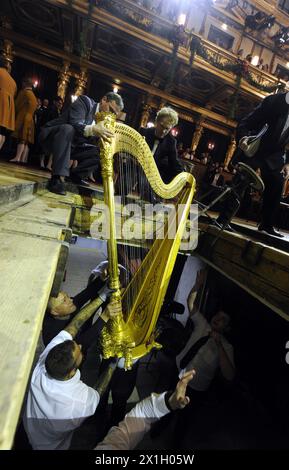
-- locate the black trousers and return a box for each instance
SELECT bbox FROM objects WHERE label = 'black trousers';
[170,387,209,449]
[0,126,10,136]
[98,361,139,426]
[260,167,284,228]
[70,145,100,179]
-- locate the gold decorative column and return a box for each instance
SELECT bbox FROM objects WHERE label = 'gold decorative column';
[269,53,275,75]
[57,61,71,100]
[139,103,151,128]
[75,67,88,96]
[96,111,135,369]
[0,16,14,68]
[1,39,14,69]
[224,134,237,169]
[191,118,204,153]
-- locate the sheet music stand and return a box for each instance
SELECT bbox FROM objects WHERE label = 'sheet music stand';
[196,163,264,229]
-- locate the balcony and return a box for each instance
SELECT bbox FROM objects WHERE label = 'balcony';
[0,0,286,125]
[94,0,285,99]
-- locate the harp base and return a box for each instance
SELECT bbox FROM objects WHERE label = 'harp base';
[101,316,136,370]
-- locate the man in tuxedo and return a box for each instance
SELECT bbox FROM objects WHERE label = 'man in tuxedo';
[139,107,184,183]
[39,92,124,195]
[236,92,289,237]
[209,165,225,187]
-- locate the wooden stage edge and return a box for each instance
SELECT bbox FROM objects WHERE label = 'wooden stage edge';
[196,219,289,321]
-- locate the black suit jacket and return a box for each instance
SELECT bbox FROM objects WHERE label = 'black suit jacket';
[139,127,184,182]
[45,105,61,123]
[237,92,289,171]
[43,95,98,146]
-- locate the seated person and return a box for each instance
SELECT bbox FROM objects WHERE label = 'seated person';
[95,370,195,450]
[210,166,225,187]
[39,92,124,195]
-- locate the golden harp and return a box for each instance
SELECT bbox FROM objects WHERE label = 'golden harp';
[95,112,196,369]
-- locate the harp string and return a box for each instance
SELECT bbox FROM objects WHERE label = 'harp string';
[96,114,195,365]
[114,150,184,321]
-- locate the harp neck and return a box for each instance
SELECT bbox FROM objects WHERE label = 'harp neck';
[96,111,194,198]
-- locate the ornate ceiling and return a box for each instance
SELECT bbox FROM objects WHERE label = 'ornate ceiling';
[0,0,275,128]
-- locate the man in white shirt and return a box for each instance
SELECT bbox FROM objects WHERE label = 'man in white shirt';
[95,370,195,450]
[171,270,235,448]
[176,273,235,391]
[24,285,120,450]
[211,167,225,188]
[40,92,124,195]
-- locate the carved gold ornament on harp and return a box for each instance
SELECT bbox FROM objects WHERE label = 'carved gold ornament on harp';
[96,112,196,369]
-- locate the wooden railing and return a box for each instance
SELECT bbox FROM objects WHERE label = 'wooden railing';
[97,0,285,95]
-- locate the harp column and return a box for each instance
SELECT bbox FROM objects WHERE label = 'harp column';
[139,103,151,128]
[74,67,88,96]
[224,134,237,169]
[0,16,14,69]
[96,111,135,369]
[0,39,14,68]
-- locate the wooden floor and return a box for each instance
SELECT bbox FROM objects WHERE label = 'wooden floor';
[0,162,75,449]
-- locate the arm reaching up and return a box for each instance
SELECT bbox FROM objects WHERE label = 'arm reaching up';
[167,370,196,410]
[93,358,118,397]
[95,370,195,450]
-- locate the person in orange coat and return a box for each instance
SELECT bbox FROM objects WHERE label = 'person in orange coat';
[0,57,17,152]
[10,77,38,164]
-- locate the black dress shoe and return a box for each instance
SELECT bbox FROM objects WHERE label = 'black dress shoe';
[70,175,90,187]
[222,223,233,232]
[48,179,66,196]
[258,225,284,238]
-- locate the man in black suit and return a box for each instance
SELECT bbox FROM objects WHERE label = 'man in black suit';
[39,92,124,195]
[209,165,225,187]
[235,92,289,237]
[139,107,184,183]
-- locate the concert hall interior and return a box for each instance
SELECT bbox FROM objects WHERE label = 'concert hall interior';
[1,0,289,452]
